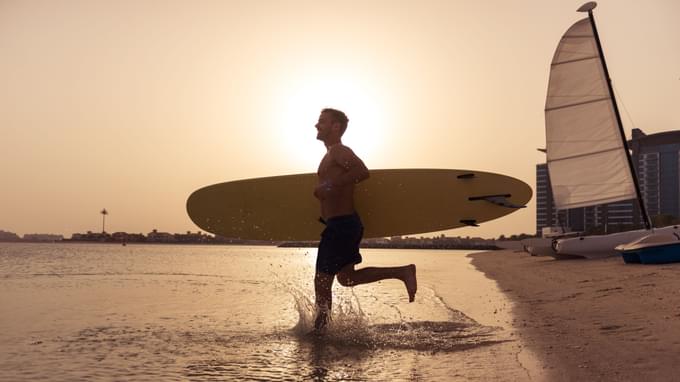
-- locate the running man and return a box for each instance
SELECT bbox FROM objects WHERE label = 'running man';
[313,108,417,331]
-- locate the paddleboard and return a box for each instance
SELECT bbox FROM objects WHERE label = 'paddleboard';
[186,169,532,241]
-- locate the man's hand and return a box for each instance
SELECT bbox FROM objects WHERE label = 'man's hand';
[313,181,334,200]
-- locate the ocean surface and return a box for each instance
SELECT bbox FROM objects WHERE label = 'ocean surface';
[0,243,543,381]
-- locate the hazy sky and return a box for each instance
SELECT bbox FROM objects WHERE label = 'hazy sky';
[2,0,679,238]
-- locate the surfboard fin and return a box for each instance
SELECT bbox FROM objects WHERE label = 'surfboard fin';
[460,219,479,227]
[457,173,476,179]
[469,194,527,209]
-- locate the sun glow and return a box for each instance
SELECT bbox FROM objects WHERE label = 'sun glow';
[270,68,391,171]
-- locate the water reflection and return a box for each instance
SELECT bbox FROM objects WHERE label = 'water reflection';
[1,244,531,381]
[177,317,508,381]
[303,338,371,381]
[299,319,508,381]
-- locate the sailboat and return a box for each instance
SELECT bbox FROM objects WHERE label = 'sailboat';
[543,2,680,259]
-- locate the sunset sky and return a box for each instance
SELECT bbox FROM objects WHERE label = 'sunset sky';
[2,0,679,238]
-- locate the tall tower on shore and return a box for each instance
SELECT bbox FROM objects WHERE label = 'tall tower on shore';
[100,208,108,233]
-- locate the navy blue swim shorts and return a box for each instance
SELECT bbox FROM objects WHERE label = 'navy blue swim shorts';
[316,213,363,275]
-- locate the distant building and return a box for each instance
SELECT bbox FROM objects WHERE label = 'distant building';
[0,230,21,242]
[71,231,110,241]
[147,229,176,243]
[67,229,219,244]
[535,164,556,232]
[174,231,208,244]
[363,237,389,245]
[23,234,63,242]
[536,128,680,235]
[111,232,145,243]
[631,128,680,219]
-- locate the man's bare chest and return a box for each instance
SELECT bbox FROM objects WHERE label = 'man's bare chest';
[317,155,344,179]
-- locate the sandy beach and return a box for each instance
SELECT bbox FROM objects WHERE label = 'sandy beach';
[471,249,680,381]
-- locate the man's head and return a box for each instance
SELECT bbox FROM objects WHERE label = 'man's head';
[316,108,349,144]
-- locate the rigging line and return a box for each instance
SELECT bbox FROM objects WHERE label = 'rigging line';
[612,81,638,132]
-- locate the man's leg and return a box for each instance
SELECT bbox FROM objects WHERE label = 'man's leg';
[314,271,334,330]
[337,264,417,302]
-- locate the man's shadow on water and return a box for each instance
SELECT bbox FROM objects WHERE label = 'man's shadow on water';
[298,320,510,381]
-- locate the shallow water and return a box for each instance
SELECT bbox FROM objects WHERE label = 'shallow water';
[0,243,543,381]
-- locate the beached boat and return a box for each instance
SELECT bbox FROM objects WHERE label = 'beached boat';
[521,237,554,256]
[616,232,680,264]
[521,227,579,257]
[544,2,664,259]
[558,225,680,259]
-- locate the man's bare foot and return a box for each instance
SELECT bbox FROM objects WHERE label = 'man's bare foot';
[404,264,417,302]
[307,327,326,337]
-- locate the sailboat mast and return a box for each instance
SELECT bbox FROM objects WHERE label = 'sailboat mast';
[579,2,652,230]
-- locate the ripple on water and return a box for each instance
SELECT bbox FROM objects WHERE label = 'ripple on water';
[16,284,510,381]
[1,245,522,381]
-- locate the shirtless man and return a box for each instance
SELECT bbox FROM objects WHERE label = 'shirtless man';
[313,108,417,331]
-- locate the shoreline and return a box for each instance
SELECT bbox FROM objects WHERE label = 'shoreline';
[0,240,499,251]
[470,249,680,381]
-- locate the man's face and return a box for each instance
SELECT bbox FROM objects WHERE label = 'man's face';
[315,112,336,141]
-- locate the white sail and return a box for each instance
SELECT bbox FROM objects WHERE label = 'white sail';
[545,18,637,210]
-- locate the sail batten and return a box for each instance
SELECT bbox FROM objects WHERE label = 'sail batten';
[551,55,599,67]
[545,97,609,112]
[547,147,623,163]
[545,17,637,210]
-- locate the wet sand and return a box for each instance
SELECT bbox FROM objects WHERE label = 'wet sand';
[470,249,680,381]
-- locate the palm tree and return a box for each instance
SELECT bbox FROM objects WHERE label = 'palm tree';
[101,208,108,233]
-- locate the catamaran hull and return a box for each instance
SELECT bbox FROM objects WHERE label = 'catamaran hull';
[556,225,680,259]
[616,232,680,264]
[620,244,680,264]
[526,244,556,257]
[521,238,554,256]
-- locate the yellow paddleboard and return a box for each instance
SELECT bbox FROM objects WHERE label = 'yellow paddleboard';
[186,169,532,241]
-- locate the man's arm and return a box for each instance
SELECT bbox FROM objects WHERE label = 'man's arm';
[329,145,369,186]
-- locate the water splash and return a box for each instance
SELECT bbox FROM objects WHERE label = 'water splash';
[282,280,506,353]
